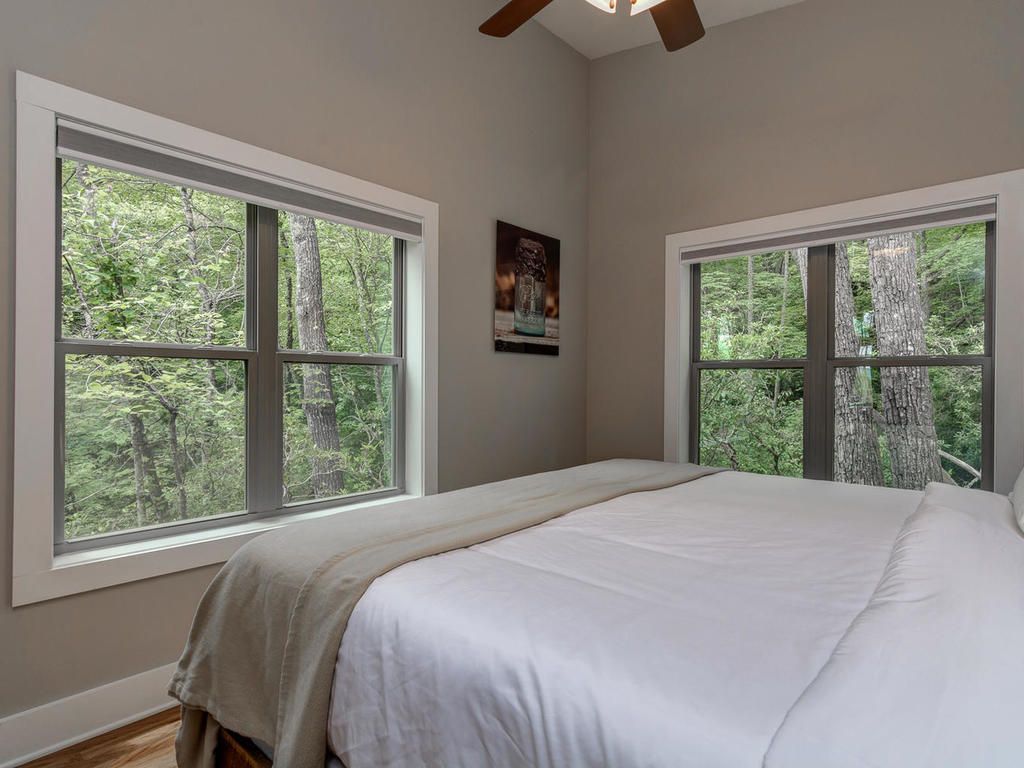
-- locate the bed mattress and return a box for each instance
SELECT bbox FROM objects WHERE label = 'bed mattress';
[327,472,923,767]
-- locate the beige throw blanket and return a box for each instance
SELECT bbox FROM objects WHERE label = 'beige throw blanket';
[169,460,720,768]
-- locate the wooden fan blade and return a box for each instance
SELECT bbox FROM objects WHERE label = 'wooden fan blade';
[480,0,556,37]
[650,0,705,51]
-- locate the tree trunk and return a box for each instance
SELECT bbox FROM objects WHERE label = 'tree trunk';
[180,188,218,390]
[167,410,187,520]
[867,232,943,489]
[772,253,790,408]
[794,248,808,302]
[283,271,295,393]
[127,412,169,524]
[345,231,386,406]
[136,368,188,520]
[289,214,344,496]
[129,416,147,528]
[746,255,755,333]
[67,163,99,338]
[833,242,885,486]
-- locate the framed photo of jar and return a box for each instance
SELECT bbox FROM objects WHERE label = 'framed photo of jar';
[494,220,560,356]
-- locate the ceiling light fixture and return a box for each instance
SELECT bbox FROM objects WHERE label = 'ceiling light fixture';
[629,0,669,14]
[480,0,706,52]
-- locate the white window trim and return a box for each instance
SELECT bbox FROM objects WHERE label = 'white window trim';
[664,169,1024,494]
[13,72,438,606]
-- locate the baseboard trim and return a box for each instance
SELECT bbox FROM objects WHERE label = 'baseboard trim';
[0,663,178,768]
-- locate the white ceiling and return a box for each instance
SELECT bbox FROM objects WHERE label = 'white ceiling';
[534,0,807,59]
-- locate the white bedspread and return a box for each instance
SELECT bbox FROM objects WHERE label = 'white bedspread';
[765,483,1024,768]
[329,472,930,767]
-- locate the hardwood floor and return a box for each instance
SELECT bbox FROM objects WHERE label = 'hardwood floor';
[21,708,179,768]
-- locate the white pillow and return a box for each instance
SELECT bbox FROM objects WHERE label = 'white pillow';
[1010,467,1024,534]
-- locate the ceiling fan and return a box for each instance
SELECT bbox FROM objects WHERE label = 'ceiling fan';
[480,0,706,52]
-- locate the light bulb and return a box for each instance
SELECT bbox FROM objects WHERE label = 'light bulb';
[583,0,616,12]
[630,0,669,15]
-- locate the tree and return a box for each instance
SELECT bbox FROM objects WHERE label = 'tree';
[867,232,944,489]
[288,213,345,497]
[833,242,885,486]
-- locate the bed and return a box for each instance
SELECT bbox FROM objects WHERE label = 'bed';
[170,460,1024,768]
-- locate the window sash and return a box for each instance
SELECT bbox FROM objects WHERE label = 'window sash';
[54,190,407,553]
[689,223,995,490]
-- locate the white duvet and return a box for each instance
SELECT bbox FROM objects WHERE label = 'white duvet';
[327,472,1024,768]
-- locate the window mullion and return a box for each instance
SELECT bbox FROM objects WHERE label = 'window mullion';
[56,339,254,360]
[249,205,282,514]
[393,238,405,359]
[53,159,66,547]
[982,221,996,490]
[689,263,702,464]
[393,240,406,489]
[803,245,831,481]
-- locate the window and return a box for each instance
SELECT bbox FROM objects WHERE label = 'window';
[689,219,994,491]
[57,159,405,549]
[14,73,436,604]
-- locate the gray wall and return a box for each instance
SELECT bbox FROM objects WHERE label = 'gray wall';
[586,0,1024,463]
[0,0,589,717]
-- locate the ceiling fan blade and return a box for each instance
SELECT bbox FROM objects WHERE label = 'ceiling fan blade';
[649,0,706,51]
[480,0,557,37]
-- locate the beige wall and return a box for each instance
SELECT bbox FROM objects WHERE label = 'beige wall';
[0,0,589,717]
[586,0,1024,463]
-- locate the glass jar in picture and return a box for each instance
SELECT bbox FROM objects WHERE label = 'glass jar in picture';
[513,237,547,336]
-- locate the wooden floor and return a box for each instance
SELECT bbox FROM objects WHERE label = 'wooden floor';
[21,709,179,768]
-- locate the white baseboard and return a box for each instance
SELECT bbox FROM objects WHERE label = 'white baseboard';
[0,663,178,768]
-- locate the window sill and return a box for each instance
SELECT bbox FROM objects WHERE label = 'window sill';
[12,493,419,607]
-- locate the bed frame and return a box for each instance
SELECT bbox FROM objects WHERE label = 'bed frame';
[217,729,272,768]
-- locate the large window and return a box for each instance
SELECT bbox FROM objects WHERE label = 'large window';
[14,73,436,604]
[57,159,405,549]
[691,220,994,491]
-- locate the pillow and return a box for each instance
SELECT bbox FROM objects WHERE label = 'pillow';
[1010,466,1024,534]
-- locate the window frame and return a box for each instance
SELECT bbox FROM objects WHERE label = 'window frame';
[664,169,1024,497]
[687,228,995,489]
[14,72,438,605]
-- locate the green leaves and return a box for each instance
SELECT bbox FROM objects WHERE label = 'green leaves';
[61,160,247,347]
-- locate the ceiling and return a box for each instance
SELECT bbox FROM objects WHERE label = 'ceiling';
[533,0,807,59]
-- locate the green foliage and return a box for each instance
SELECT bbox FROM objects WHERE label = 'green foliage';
[60,160,396,540]
[699,368,804,478]
[700,251,807,361]
[698,251,806,479]
[63,356,246,539]
[61,162,247,345]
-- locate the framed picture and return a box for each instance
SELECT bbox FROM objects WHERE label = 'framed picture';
[494,220,560,356]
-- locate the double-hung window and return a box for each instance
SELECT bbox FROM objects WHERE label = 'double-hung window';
[14,73,437,604]
[683,204,997,491]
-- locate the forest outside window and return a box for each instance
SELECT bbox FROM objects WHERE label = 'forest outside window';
[691,219,994,491]
[57,156,405,551]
